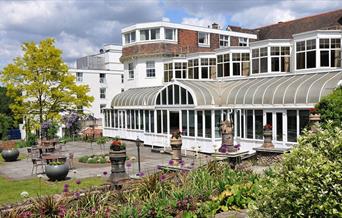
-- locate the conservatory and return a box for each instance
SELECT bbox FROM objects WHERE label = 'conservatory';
[103,70,342,153]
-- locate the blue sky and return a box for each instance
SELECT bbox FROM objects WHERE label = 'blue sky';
[0,0,342,70]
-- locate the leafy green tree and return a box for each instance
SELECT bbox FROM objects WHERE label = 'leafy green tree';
[0,87,13,115]
[1,38,94,137]
[250,123,342,217]
[316,86,342,127]
[0,113,13,140]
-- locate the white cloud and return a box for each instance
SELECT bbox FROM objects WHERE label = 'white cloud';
[181,15,226,29]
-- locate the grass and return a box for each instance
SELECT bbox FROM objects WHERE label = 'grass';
[0,176,106,205]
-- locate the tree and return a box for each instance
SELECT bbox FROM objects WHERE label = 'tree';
[0,87,13,115]
[1,38,94,138]
[316,86,342,127]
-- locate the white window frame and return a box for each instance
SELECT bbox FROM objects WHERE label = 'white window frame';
[124,31,136,44]
[319,38,341,68]
[76,72,83,82]
[128,63,134,79]
[198,32,210,47]
[140,28,160,41]
[99,73,106,83]
[165,28,176,41]
[146,61,156,78]
[239,37,248,46]
[271,46,290,73]
[219,35,229,47]
[295,39,316,70]
[100,88,106,99]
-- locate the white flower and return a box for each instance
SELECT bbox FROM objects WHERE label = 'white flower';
[20,191,29,198]
[37,174,44,179]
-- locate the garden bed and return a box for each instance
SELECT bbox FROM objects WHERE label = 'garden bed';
[78,154,110,164]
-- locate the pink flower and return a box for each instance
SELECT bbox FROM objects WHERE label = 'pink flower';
[75,179,81,185]
[103,171,108,176]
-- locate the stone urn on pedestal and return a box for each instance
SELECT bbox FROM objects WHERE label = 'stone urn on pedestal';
[262,124,274,148]
[170,130,182,166]
[309,108,320,133]
[219,120,237,153]
[109,138,127,181]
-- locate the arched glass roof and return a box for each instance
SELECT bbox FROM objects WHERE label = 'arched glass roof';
[111,71,342,108]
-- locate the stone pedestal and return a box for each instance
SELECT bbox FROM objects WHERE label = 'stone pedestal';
[262,129,274,148]
[219,120,237,153]
[170,138,182,166]
[109,150,128,189]
[309,113,320,133]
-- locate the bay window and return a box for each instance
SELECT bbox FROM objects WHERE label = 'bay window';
[175,62,187,79]
[217,54,229,77]
[165,28,176,40]
[320,38,341,67]
[252,47,268,74]
[140,28,160,41]
[296,39,316,69]
[271,46,290,72]
[124,31,136,44]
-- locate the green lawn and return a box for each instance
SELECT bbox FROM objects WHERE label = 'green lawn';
[0,176,106,205]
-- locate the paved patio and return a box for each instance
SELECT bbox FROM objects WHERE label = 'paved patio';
[0,140,205,181]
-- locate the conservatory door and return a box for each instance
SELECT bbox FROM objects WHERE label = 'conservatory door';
[169,111,180,134]
[264,110,286,143]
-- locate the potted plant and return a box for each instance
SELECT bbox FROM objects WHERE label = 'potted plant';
[1,139,19,162]
[109,137,126,174]
[262,124,274,148]
[309,108,320,121]
[45,161,69,181]
[170,130,182,166]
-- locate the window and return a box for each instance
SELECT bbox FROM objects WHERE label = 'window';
[246,110,253,139]
[140,28,160,41]
[205,110,211,138]
[252,47,268,74]
[156,85,194,105]
[215,110,221,138]
[175,62,187,79]
[146,61,155,77]
[121,74,124,83]
[188,59,199,79]
[287,110,297,142]
[231,53,249,76]
[217,54,229,77]
[239,37,247,46]
[165,28,176,40]
[198,32,210,46]
[296,39,316,70]
[100,104,106,113]
[299,110,310,134]
[189,110,195,136]
[201,58,216,79]
[100,88,106,99]
[99,73,106,83]
[164,63,173,82]
[121,88,124,92]
[219,35,229,47]
[124,31,136,44]
[271,46,290,72]
[76,72,83,82]
[255,110,263,139]
[182,110,187,136]
[128,63,134,79]
[320,38,341,67]
[197,111,203,137]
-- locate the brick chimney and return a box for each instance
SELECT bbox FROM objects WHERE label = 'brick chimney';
[212,23,219,29]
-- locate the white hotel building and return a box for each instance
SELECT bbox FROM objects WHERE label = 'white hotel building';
[102,10,342,153]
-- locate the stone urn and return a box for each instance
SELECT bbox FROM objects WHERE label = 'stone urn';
[309,113,320,133]
[262,128,274,148]
[170,132,182,166]
[109,149,127,174]
[1,148,20,162]
[45,163,69,181]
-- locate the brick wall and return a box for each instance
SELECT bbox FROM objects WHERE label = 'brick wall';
[121,29,220,62]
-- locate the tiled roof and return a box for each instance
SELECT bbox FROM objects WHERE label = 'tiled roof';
[254,9,342,40]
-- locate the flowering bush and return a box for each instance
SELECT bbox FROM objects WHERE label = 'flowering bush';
[110,137,126,151]
[62,112,80,137]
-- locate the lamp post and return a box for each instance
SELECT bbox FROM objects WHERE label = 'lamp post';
[136,137,143,173]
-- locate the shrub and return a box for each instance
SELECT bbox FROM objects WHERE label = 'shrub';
[250,123,342,217]
[316,86,342,127]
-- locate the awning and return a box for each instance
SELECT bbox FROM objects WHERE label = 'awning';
[111,71,342,108]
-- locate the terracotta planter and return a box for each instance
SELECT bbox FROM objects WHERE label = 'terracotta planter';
[1,148,20,162]
[109,150,126,173]
[262,129,274,148]
[0,140,16,152]
[45,163,69,181]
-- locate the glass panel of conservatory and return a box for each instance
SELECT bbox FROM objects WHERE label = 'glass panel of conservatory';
[151,111,155,133]
[215,110,221,138]
[189,110,195,136]
[205,110,211,138]
[157,110,161,133]
[287,110,297,142]
[246,110,253,139]
[145,110,149,132]
[163,110,167,134]
[182,110,188,136]
[197,111,203,137]
[255,110,263,139]
[299,110,309,134]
